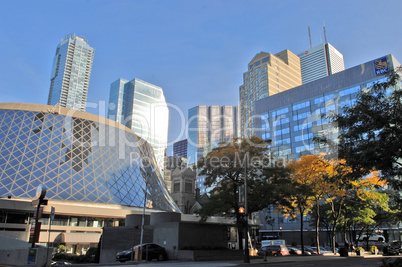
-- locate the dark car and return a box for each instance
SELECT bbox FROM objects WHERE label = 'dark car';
[384,241,402,256]
[258,245,290,256]
[287,246,302,255]
[115,243,168,262]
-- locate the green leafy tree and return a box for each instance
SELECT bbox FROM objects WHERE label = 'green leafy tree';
[196,136,272,248]
[333,67,402,191]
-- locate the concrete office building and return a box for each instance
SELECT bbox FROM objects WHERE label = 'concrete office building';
[255,54,400,161]
[239,49,302,137]
[298,43,345,84]
[173,139,188,159]
[0,103,179,253]
[108,78,168,172]
[187,105,239,194]
[48,34,95,111]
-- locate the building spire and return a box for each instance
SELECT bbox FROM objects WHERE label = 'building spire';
[308,26,312,48]
[323,20,328,44]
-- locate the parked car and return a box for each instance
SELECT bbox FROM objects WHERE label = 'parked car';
[310,246,329,254]
[304,247,320,254]
[287,246,302,255]
[257,245,290,256]
[383,241,402,256]
[115,243,168,262]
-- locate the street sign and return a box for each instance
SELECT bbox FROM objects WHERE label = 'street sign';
[33,207,43,220]
[31,199,48,206]
[50,206,55,220]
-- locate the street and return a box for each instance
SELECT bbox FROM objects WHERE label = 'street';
[73,255,402,267]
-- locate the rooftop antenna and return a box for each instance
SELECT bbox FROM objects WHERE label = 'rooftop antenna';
[308,26,312,48]
[323,20,328,44]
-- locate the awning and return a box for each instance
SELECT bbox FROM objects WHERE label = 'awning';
[62,233,101,244]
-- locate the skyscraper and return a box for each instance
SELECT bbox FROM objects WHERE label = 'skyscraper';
[298,43,345,84]
[187,105,240,194]
[48,34,95,111]
[173,139,188,158]
[239,49,302,137]
[108,78,168,173]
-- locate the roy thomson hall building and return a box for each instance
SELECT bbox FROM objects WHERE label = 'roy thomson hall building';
[0,103,240,263]
[0,103,179,253]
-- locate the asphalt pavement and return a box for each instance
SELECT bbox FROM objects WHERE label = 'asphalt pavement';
[69,254,402,267]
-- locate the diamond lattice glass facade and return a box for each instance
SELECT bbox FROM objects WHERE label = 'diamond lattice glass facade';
[0,103,179,212]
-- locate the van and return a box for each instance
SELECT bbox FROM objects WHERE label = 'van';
[358,234,385,243]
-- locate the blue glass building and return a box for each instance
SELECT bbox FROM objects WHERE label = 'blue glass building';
[108,78,168,173]
[255,54,400,161]
[0,103,179,212]
[48,34,95,111]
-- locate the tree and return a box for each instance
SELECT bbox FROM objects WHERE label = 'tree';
[333,67,402,191]
[279,155,321,253]
[196,136,272,248]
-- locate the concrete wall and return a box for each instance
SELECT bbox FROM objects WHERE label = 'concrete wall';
[178,222,228,250]
[150,212,181,225]
[99,226,153,264]
[126,214,150,226]
[0,235,51,267]
[153,222,180,260]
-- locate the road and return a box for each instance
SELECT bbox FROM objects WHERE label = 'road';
[75,255,402,267]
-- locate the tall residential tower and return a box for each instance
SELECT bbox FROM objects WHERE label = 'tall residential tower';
[239,49,302,137]
[48,34,95,111]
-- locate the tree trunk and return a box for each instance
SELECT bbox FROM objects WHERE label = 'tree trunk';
[315,203,320,254]
[332,225,336,253]
[300,207,305,253]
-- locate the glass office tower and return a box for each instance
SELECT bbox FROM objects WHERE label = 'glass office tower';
[187,105,239,194]
[255,54,400,161]
[108,78,168,173]
[48,34,95,111]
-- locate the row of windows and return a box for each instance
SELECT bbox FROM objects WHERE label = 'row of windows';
[314,94,334,104]
[272,107,289,117]
[274,138,291,146]
[274,127,289,136]
[249,57,270,70]
[295,144,315,153]
[339,85,360,97]
[295,133,314,142]
[293,100,310,111]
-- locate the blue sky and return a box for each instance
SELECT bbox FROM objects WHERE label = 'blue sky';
[1,0,401,155]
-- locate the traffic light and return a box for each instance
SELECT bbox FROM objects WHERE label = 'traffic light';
[239,207,245,214]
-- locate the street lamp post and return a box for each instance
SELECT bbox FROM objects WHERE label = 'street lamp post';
[244,152,250,263]
[243,138,270,263]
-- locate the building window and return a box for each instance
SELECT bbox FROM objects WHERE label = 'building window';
[174,182,180,193]
[185,182,193,193]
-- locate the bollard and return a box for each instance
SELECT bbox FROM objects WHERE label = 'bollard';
[263,251,267,261]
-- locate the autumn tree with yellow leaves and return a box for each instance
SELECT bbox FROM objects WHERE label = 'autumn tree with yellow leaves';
[279,155,390,254]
